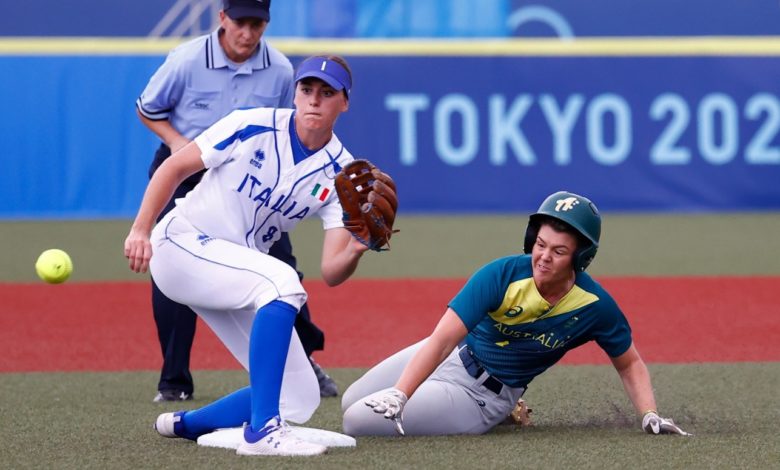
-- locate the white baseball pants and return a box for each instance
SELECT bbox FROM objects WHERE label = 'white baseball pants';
[149,213,319,423]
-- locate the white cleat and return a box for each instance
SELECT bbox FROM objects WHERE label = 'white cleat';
[154,412,178,438]
[153,411,192,439]
[236,416,327,457]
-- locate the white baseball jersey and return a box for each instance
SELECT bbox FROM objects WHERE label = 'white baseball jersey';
[148,107,354,423]
[179,107,352,250]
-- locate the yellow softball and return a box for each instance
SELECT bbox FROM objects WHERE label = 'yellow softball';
[35,249,73,284]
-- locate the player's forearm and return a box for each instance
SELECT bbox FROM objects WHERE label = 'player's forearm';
[132,143,204,232]
[616,358,657,415]
[394,337,450,398]
[320,228,368,286]
[395,309,467,397]
[610,343,658,415]
[320,246,363,286]
[623,364,657,415]
[137,109,190,152]
[131,160,185,233]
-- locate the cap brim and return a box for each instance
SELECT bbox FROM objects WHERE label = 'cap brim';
[225,8,270,21]
[296,71,346,91]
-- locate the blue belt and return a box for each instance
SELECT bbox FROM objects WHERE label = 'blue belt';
[458,342,503,395]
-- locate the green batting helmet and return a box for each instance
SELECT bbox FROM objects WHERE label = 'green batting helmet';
[523,191,601,271]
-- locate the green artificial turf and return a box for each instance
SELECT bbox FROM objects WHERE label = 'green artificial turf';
[2,364,778,469]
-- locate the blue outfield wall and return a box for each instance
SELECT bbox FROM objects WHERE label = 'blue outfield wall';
[1,51,780,218]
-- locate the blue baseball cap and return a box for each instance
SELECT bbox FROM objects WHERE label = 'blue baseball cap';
[223,0,270,22]
[295,57,352,97]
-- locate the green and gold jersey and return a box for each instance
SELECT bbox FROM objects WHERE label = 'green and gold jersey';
[449,254,632,388]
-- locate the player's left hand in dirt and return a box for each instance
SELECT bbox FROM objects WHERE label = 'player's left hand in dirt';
[335,159,398,252]
[642,411,691,436]
[365,387,408,435]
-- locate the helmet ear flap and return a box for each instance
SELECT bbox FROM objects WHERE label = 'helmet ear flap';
[574,245,598,272]
[523,218,540,255]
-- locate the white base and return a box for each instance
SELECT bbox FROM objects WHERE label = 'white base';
[197,426,356,449]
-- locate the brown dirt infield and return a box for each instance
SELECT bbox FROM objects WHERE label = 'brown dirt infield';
[1,277,778,372]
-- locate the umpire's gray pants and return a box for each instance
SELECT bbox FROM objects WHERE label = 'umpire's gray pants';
[341,338,525,436]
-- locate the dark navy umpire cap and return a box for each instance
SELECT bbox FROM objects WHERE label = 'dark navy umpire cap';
[223,0,271,21]
[295,57,352,97]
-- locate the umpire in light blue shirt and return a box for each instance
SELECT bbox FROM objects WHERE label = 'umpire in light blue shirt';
[136,0,338,402]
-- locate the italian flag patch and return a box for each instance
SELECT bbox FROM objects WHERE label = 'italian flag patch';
[311,183,330,201]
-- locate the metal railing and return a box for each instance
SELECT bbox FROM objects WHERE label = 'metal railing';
[149,0,220,37]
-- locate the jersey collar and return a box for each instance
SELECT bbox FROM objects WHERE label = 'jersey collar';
[286,111,345,170]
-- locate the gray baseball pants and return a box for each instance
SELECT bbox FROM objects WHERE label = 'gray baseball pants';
[341,338,525,436]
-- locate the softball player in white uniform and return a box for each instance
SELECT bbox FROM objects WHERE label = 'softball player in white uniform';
[125,56,368,456]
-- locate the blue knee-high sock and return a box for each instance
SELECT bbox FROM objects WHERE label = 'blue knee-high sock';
[180,387,251,437]
[249,300,297,431]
